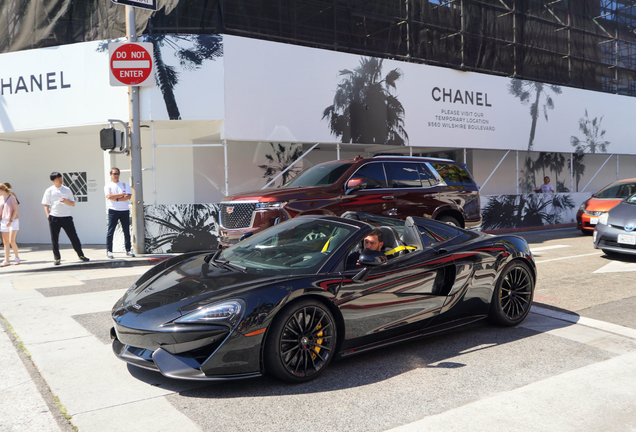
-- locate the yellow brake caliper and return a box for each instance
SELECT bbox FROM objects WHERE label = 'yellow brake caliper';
[312,322,323,359]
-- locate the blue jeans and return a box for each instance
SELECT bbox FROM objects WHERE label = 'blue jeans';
[107,209,131,253]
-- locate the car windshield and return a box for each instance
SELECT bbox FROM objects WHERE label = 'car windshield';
[218,218,358,274]
[284,163,354,187]
[594,182,636,198]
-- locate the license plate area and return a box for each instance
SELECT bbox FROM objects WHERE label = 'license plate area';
[590,217,598,225]
[617,234,636,245]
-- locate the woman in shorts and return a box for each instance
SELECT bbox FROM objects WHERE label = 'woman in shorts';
[0,183,20,266]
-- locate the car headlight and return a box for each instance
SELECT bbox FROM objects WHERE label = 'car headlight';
[175,300,245,326]
[598,212,609,225]
[579,201,587,211]
[255,201,285,210]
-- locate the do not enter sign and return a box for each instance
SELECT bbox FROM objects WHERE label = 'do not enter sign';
[109,42,155,87]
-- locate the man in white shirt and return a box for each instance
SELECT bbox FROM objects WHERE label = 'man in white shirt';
[104,167,134,258]
[42,172,90,265]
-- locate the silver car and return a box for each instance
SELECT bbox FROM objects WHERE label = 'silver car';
[593,192,636,256]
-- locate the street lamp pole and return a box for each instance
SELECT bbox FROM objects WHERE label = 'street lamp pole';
[125,5,145,254]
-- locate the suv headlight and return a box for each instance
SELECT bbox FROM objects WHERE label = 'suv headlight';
[255,201,285,210]
[175,300,245,326]
[598,212,609,225]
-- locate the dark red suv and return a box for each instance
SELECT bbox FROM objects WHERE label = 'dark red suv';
[219,156,482,245]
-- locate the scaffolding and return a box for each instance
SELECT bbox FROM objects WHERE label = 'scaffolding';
[2,1,636,96]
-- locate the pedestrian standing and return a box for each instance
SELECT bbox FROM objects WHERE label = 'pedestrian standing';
[533,176,555,193]
[104,167,134,258]
[41,172,90,265]
[0,184,20,266]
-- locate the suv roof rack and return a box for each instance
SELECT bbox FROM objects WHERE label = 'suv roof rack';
[372,155,455,162]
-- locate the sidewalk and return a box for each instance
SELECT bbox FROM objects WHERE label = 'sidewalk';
[0,244,178,432]
[0,244,176,274]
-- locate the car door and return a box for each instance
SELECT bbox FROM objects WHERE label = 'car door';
[335,246,456,350]
[340,161,398,217]
[384,161,444,220]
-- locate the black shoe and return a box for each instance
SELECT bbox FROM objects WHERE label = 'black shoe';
[54,259,61,266]
[79,256,90,262]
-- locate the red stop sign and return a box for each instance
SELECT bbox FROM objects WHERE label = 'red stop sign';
[110,43,153,86]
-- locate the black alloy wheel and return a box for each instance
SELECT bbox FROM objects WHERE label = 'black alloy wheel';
[488,261,534,327]
[265,299,336,383]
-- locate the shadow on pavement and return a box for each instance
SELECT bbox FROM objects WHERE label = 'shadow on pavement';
[117,305,582,398]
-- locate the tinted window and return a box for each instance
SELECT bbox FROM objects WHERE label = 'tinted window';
[418,164,436,187]
[350,163,388,189]
[387,162,422,188]
[595,182,636,198]
[284,163,354,187]
[432,163,476,186]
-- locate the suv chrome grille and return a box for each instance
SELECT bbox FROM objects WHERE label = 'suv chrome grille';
[220,203,256,229]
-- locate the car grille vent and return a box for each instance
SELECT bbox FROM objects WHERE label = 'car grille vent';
[598,239,636,250]
[220,203,256,229]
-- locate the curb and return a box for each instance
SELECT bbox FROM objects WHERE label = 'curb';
[483,223,577,235]
[5,256,173,274]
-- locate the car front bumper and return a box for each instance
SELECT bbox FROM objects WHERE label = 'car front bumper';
[594,224,636,255]
[110,323,265,381]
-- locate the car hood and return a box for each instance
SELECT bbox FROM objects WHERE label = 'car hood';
[586,197,623,211]
[112,253,291,329]
[221,185,338,202]
[608,202,636,226]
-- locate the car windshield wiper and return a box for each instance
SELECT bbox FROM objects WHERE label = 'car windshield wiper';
[204,250,221,263]
[214,258,246,272]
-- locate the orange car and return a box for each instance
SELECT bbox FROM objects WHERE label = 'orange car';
[576,178,636,234]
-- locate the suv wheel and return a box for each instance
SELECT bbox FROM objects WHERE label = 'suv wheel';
[438,215,460,227]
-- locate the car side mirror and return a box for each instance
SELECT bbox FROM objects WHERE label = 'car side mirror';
[239,232,254,242]
[346,178,366,194]
[358,249,387,266]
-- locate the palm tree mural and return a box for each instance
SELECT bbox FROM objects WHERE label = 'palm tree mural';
[323,57,408,146]
[482,193,575,230]
[97,34,222,120]
[258,143,304,187]
[508,79,562,151]
[570,109,610,154]
[568,152,586,192]
[519,152,568,193]
[144,204,219,253]
[144,34,223,120]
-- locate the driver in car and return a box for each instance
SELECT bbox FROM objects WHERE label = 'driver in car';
[362,229,384,252]
[346,229,384,269]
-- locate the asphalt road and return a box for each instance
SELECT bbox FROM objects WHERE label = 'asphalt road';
[1,228,635,432]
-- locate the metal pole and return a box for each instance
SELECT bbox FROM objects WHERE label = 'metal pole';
[581,154,614,193]
[126,6,145,254]
[570,153,574,193]
[151,121,157,205]
[223,140,229,196]
[481,150,510,191]
[516,151,519,194]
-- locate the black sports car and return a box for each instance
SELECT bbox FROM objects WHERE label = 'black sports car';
[111,212,536,383]
[593,192,636,256]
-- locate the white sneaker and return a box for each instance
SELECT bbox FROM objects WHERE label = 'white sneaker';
[13,258,19,265]
[107,252,114,259]
[0,261,9,267]
[126,251,136,257]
